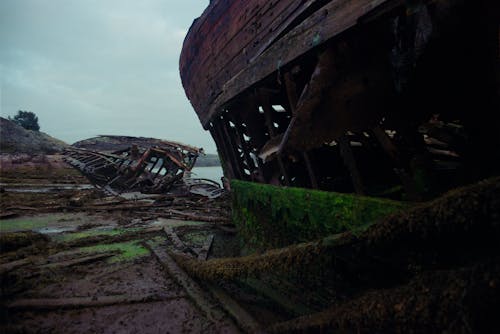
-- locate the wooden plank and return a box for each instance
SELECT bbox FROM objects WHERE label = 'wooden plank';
[208,284,265,334]
[202,0,390,126]
[5,294,181,310]
[145,241,233,326]
[0,258,31,275]
[164,227,187,251]
[182,0,323,123]
[204,0,315,99]
[197,234,214,261]
[40,252,117,269]
[338,135,365,195]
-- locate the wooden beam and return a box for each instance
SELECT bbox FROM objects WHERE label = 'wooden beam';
[372,126,420,200]
[260,93,291,186]
[284,71,319,189]
[209,126,236,179]
[338,135,365,195]
[5,294,182,311]
[145,241,238,330]
[215,119,242,179]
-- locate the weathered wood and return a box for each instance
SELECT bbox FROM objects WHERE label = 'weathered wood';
[41,252,117,269]
[197,234,215,261]
[260,94,291,186]
[5,294,182,310]
[208,284,265,334]
[216,119,243,179]
[302,152,319,189]
[372,126,420,200]
[203,0,388,126]
[338,135,365,195]
[164,227,187,251]
[209,126,236,179]
[145,241,235,327]
[0,258,31,275]
[164,209,230,223]
[181,0,323,120]
[283,71,319,189]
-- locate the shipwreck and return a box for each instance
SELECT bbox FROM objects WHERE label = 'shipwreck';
[63,135,224,198]
[180,0,499,202]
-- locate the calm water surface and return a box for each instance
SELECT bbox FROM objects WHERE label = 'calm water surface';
[190,166,224,186]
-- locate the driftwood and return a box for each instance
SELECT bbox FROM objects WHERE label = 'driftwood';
[0,258,31,275]
[165,209,230,223]
[5,293,184,311]
[164,227,187,251]
[145,241,230,325]
[40,252,117,269]
[208,284,265,334]
[197,234,214,261]
[3,206,38,211]
[146,240,261,333]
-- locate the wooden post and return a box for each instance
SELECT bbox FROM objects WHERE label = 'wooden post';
[209,126,235,179]
[338,135,364,195]
[284,72,318,189]
[214,119,242,179]
[372,126,420,200]
[260,93,291,186]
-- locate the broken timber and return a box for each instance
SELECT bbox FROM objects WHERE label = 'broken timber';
[63,136,225,198]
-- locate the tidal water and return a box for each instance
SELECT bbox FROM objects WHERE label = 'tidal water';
[190,166,224,186]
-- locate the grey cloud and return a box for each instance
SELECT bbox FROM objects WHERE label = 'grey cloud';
[0,0,214,152]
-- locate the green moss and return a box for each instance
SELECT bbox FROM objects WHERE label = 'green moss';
[0,216,56,232]
[231,180,409,249]
[77,240,150,263]
[52,228,140,243]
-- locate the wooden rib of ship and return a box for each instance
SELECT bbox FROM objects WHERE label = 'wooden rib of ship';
[180,0,499,200]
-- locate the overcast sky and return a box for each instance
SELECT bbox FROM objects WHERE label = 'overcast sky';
[0,0,216,152]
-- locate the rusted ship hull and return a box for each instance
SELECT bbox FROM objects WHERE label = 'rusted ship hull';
[180,0,499,200]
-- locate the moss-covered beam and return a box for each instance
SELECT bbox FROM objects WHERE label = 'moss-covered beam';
[231,179,408,249]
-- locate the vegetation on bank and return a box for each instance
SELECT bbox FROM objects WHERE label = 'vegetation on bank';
[8,110,40,131]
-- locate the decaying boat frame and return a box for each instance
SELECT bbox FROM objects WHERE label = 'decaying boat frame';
[63,140,201,194]
[180,0,499,200]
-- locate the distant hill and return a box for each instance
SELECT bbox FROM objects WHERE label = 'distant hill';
[195,153,221,167]
[0,117,68,154]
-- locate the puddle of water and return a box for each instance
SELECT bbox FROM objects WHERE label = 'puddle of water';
[36,226,79,234]
[119,192,161,201]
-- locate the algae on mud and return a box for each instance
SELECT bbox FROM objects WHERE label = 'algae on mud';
[76,240,150,263]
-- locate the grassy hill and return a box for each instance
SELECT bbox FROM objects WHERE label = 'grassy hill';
[0,117,68,154]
